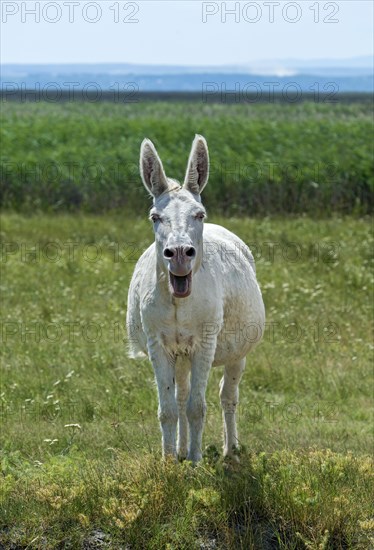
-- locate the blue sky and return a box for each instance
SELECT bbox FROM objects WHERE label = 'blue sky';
[1,1,373,65]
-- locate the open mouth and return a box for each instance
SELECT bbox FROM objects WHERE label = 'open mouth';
[169,271,192,298]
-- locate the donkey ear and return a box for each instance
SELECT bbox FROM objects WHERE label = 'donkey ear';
[183,135,209,195]
[140,139,169,197]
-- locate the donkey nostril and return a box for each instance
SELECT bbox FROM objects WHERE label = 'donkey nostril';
[185,247,196,258]
[164,248,174,259]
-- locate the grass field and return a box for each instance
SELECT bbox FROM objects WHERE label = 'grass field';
[1,95,373,548]
[1,212,373,548]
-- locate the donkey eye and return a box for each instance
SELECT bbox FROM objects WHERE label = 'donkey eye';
[150,214,161,223]
[195,212,205,220]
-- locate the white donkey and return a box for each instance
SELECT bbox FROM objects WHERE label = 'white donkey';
[127,135,265,462]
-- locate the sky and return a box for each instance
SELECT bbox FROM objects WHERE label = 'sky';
[1,1,373,65]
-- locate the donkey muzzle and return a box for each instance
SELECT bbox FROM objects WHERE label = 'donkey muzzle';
[163,246,195,297]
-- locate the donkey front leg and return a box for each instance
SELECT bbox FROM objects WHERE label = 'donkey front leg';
[187,351,215,462]
[175,356,190,460]
[219,358,246,458]
[148,341,177,458]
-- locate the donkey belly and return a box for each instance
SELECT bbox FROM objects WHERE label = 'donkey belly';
[202,224,265,367]
[213,284,265,366]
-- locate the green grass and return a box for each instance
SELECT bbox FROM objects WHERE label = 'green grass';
[1,100,373,214]
[1,213,373,548]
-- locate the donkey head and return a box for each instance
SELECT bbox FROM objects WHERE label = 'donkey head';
[140,135,209,298]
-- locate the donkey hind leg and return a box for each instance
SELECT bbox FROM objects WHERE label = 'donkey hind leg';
[175,356,191,460]
[219,358,246,458]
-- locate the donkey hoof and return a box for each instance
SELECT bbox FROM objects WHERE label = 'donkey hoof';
[187,452,202,464]
[223,446,241,464]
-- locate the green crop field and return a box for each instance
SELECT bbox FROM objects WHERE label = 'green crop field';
[1,100,373,215]
[0,99,373,548]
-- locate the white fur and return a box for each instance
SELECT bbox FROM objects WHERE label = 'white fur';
[127,135,265,461]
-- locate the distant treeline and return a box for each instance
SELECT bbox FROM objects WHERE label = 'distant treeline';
[1,90,373,104]
[1,100,373,215]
